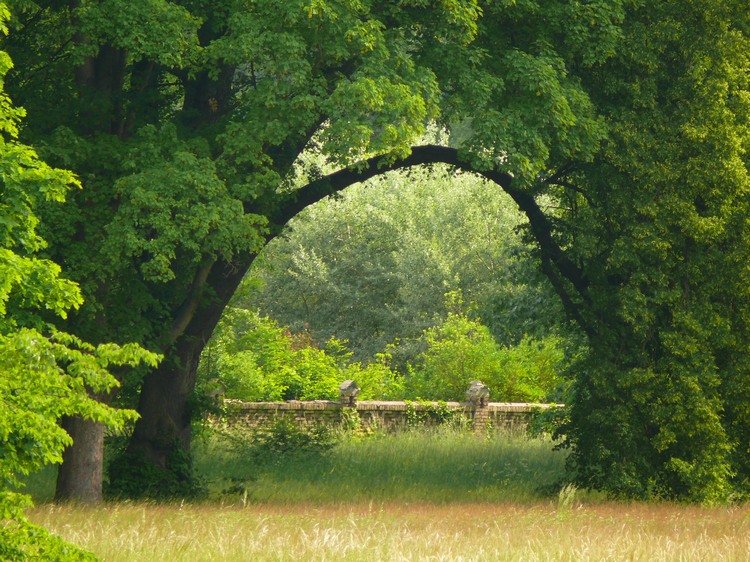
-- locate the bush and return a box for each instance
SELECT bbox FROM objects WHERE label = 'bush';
[345,353,405,400]
[198,309,403,401]
[405,399,471,429]
[105,445,206,501]
[0,513,97,562]
[403,310,566,402]
[250,418,336,465]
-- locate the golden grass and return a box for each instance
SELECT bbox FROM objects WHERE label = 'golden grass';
[29,500,750,561]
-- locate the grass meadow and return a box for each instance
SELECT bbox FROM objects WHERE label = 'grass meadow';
[29,501,750,561]
[25,426,750,561]
[191,425,567,504]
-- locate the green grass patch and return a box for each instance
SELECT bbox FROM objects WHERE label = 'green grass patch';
[193,423,568,504]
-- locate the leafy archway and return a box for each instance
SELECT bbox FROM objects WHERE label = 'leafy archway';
[2,0,749,503]
[200,158,575,408]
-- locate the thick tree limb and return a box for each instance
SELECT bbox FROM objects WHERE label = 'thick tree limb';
[276,144,590,303]
[167,259,214,347]
[273,146,484,223]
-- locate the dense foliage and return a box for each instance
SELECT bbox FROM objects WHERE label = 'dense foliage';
[198,303,564,404]
[555,1,750,502]
[0,6,157,556]
[198,306,404,402]
[2,0,750,504]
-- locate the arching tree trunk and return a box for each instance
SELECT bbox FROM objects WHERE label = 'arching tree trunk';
[54,144,587,501]
[114,259,255,492]
[111,145,589,496]
[126,334,205,469]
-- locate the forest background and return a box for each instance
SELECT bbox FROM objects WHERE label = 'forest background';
[198,163,574,405]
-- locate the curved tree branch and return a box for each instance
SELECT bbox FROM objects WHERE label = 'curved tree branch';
[167,145,593,352]
[274,144,590,303]
[167,258,214,347]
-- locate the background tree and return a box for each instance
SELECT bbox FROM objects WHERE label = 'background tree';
[0,10,157,555]
[401,302,565,402]
[248,164,571,365]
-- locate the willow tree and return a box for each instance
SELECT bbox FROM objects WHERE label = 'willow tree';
[4,0,750,502]
[247,164,566,364]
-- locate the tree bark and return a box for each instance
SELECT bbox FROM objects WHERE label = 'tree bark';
[55,415,105,503]
[126,336,204,469]
[123,259,254,473]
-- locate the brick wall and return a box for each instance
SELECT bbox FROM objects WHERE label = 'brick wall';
[223,399,554,432]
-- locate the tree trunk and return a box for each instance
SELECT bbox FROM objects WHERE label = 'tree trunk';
[126,336,204,469]
[53,26,129,504]
[55,416,105,503]
[120,259,253,486]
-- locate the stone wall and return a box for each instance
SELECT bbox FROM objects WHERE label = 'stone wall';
[223,398,553,433]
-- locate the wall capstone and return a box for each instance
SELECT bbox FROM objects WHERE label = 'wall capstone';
[338,379,360,407]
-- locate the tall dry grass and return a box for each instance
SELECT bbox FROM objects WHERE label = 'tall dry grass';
[29,500,750,561]
[23,428,750,560]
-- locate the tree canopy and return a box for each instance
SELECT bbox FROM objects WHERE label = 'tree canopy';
[558,0,750,502]
[0,5,157,555]
[2,0,750,503]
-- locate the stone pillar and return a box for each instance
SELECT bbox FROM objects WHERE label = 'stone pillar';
[338,380,360,407]
[338,380,361,429]
[466,381,490,433]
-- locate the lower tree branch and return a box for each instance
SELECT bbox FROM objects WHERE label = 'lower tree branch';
[168,259,215,347]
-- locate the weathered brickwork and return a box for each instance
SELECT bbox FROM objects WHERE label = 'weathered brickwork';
[224,399,552,432]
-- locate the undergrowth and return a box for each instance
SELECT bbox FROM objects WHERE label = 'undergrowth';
[22,419,569,506]
[193,419,569,504]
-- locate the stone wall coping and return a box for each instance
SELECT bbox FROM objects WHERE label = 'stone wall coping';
[225,399,561,412]
[225,399,340,411]
[487,402,557,411]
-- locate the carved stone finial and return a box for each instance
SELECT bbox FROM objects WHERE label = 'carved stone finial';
[339,380,360,406]
[466,380,490,407]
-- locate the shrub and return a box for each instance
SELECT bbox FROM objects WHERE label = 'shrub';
[403,310,566,402]
[105,446,206,501]
[250,418,336,465]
